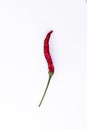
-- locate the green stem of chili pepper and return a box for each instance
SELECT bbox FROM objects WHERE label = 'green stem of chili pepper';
[39,72,54,107]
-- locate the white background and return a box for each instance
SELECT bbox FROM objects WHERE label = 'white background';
[0,0,87,130]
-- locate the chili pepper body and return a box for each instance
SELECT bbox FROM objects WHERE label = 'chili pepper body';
[39,30,54,107]
[44,30,54,73]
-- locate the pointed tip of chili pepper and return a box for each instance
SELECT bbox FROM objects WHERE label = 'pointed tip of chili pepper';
[48,30,53,35]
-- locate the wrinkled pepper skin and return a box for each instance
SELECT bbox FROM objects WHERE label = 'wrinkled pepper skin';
[44,30,54,73]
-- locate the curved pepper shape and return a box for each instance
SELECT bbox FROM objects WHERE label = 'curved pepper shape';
[39,30,54,107]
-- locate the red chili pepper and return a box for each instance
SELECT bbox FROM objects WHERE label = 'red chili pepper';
[39,30,54,107]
